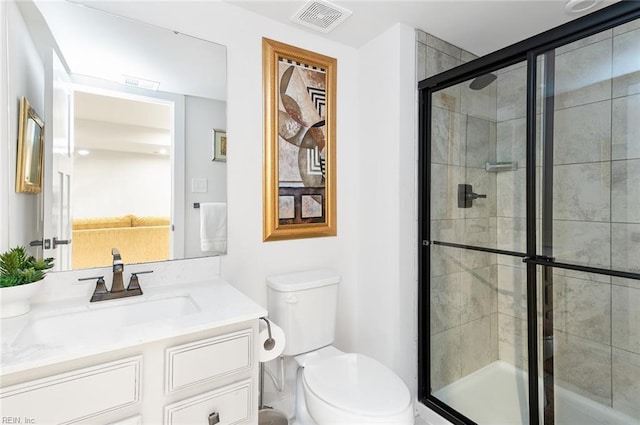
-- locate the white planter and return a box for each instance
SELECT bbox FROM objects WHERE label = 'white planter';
[0,279,44,318]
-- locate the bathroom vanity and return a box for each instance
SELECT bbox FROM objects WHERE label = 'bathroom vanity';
[0,273,266,424]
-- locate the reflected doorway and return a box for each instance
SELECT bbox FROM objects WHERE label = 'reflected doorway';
[70,89,174,269]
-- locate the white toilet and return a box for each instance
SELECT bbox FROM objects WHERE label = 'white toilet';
[267,269,414,425]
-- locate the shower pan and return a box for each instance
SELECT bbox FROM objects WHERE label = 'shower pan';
[418,3,640,424]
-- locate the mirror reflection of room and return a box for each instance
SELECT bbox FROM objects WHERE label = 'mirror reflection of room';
[8,0,228,271]
[71,91,172,269]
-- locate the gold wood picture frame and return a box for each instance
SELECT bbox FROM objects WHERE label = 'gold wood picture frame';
[16,96,45,194]
[212,129,227,162]
[262,38,337,241]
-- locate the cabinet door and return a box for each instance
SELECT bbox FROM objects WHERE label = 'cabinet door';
[0,357,141,424]
[164,379,251,425]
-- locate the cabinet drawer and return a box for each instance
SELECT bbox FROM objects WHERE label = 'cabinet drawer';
[0,356,141,424]
[165,329,252,393]
[164,379,251,425]
[108,416,141,425]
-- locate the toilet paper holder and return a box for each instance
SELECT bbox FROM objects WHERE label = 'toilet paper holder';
[259,317,285,410]
[261,317,276,351]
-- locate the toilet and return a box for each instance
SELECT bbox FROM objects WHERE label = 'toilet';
[267,269,414,425]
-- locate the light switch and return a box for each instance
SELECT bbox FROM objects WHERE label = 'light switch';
[191,178,208,193]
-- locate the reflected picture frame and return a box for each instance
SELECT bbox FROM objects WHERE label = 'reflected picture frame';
[212,129,227,162]
[16,97,45,194]
[262,38,337,242]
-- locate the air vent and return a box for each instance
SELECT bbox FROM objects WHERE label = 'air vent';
[291,0,352,33]
[121,75,160,91]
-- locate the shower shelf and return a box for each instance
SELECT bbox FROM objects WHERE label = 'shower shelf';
[485,161,518,172]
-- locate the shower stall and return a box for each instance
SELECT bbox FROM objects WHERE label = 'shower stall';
[418,3,640,424]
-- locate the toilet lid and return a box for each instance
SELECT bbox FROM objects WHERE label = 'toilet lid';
[303,353,410,417]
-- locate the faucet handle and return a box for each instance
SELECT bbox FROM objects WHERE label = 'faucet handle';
[80,276,108,302]
[79,276,107,292]
[95,277,108,294]
[127,274,141,291]
[127,270,152,292]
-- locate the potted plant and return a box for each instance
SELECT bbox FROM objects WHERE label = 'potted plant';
[0,246,54,318]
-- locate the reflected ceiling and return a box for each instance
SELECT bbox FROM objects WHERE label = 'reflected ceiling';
[37,1,227,100]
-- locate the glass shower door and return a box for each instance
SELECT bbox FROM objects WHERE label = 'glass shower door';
[533,16,640,425]
[420,5,640,425]
[428,59,535,424]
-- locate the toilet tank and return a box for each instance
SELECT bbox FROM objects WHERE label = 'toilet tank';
[266,269,341,356]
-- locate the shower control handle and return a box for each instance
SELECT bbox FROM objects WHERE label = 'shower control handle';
[458,184,486,208]
[467,192,487,200]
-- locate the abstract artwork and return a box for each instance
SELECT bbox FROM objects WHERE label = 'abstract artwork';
[263,38,336,241]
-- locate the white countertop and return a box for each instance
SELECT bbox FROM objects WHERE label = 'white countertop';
[1,279,267,376]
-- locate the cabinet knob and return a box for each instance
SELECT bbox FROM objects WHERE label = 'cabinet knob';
[208,412,220,425]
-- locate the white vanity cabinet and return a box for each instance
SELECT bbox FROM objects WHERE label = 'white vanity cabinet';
[0,320,260,425]
[0,357,142,424]
[163,328,255,425]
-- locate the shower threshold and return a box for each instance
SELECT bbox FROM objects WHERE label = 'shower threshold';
[433,360,638,425]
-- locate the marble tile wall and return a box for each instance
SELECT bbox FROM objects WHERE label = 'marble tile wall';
[490,21,640,419]
[549,22,640,419]
[494,60,531,372]
[419,30,500,392]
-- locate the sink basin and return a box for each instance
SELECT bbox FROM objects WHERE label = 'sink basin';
[13,295,200,347]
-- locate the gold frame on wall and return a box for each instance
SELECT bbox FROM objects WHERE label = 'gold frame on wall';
[212,129,227,162]
[262,38,337,241]
[16,96,45,194]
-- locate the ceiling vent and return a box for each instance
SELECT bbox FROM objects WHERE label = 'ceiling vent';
[291,0,352,33]
[121,75,160,91]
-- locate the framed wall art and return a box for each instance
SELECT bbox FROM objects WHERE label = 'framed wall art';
[212,129,227,162]
[16,96,45,194]
[262,38,337,241]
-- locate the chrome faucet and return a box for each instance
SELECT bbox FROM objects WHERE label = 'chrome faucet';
[80,248,151,302]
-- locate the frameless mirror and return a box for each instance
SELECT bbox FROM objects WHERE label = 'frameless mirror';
[9,0,227,271]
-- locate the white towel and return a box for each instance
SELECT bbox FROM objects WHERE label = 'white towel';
[200,202,227,254]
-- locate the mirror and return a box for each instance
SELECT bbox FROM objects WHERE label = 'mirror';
[16,96,45,194]
[8,0,227,270]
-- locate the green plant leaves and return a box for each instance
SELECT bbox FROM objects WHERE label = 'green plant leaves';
[0,246,54,288]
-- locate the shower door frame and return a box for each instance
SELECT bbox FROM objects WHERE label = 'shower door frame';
[418,3,640,425]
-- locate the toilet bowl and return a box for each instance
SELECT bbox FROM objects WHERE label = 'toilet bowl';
[266,270,414,425]
[294,346,414,425]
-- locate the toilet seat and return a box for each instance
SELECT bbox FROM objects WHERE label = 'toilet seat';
[303,353,411,417]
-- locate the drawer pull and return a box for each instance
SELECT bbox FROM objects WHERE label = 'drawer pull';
[208,411,220,425]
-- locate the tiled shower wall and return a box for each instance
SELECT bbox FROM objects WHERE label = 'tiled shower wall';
[494,20,640,419]
[417,30,500,392]
[551,21,639,418]
[494,60,530,376]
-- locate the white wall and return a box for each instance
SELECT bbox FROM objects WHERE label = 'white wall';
[0,1,9,252]
[184,95,227,257]
[6,1,45,256]
[357,23,418,398]
[96,1,362,352]
[72,150,171,218]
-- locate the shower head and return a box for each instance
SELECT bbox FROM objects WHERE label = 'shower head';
[469,73,497,90]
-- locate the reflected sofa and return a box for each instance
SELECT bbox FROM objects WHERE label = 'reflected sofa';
[72,215,170,269]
